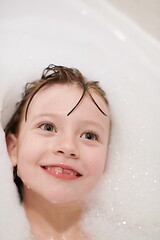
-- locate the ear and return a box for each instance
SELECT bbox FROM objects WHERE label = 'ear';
[6,134,18,167]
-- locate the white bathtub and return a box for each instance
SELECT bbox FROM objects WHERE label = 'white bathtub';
[0,0,160,239]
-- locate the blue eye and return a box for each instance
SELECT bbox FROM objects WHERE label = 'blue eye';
[39,123,56,132]
[82,132,98,141]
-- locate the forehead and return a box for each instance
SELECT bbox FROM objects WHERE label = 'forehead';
[26,84,109,123]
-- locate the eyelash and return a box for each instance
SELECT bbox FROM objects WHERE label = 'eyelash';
[38,122,56,132]
[81,131,99,141]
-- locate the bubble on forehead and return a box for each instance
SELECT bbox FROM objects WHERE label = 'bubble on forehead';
[25,81,108,121]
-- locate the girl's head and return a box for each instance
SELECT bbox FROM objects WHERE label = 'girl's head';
[5,64,110,203]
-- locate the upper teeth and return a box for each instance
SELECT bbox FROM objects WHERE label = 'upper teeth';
[45,166,77,176]
[52,167,62,173]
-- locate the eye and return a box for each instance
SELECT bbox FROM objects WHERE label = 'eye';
[81,132,98,141]
[39,123,56,132]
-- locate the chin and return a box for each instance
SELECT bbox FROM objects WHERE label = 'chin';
[40,189,81,204]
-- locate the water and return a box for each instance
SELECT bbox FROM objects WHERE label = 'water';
[0,0,160,239]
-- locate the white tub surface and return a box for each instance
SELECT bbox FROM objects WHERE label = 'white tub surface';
[0,1,160,239]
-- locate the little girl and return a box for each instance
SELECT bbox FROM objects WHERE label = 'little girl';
[5,64,110,240]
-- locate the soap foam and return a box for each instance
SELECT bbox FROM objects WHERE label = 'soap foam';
[0,0,160,239]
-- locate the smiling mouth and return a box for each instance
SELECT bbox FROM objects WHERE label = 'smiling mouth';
[41,166,82,180]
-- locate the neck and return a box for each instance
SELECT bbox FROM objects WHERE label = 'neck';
[23,187,87,240]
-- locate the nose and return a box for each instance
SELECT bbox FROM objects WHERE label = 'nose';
[53,135,79,159]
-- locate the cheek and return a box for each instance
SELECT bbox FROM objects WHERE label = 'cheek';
[86,148,107,179]
[81,150,106,197]
[17,134,46,160]
[16,137,43,174]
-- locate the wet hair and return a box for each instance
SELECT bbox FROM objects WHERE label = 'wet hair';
[5,64,109,201]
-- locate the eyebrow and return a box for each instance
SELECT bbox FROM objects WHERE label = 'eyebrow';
[78,119,105,132]
[30,113,105,132]
[30,113,59,122]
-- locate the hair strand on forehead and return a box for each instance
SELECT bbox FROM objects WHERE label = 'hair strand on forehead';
[87,90,107,116]
[67,83,87,116]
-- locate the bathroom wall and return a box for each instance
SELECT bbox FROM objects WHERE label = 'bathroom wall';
[105,0,160,40]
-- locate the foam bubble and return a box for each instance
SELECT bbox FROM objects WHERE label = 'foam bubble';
[0,0,160,239]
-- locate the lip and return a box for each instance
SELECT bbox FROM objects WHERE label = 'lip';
[40,164,83,180]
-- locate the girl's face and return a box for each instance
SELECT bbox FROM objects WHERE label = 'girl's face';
[7,84,110,203]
